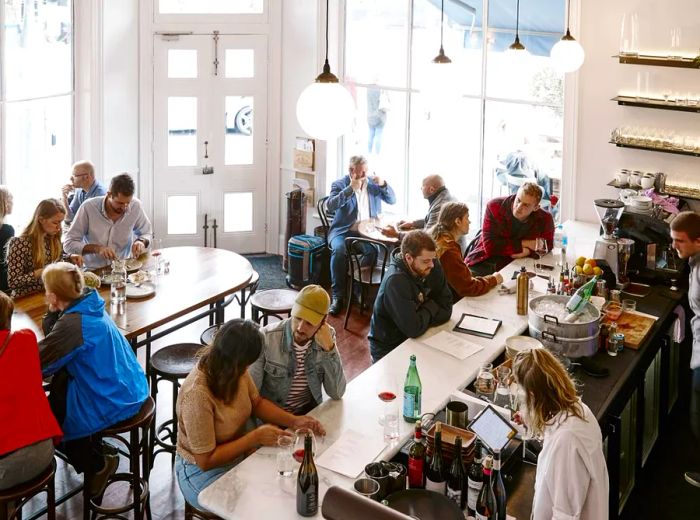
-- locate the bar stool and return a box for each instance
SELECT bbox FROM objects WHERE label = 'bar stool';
[149,343,202,466]
[184,501,222,520]
[200,271,260,344]
[86,397,155,520]
[250,289,298,325]
[0,459,56,520]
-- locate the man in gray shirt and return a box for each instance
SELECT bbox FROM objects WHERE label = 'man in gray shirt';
[670,211,700,487]
[64,173,152,268]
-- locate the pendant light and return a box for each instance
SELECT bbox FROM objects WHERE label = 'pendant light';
[506,0,528,55]
[550,0,585,73]
[296,0,354,141]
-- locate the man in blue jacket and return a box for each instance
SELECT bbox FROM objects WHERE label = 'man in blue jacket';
[326,155,396,315]
[369,230,453,362]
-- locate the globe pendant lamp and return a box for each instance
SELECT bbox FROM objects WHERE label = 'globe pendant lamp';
[550,0,585,73]
[423,0,458,107]
[296,0,354,141]
[506,0,529,55]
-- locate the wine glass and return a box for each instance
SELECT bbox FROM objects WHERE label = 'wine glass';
[493,366,512,409]
[293,428,316,464]
[534,238,549,277]
[475,362,495,402]
[375,379,398,426]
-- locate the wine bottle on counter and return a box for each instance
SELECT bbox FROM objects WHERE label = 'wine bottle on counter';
[492,449,507,520]
[407,420,426,489]
[403,354,422,422]
[467,439,484,517]
[565,275,598,317]
[475,455,496,520]
[425,422,446,494]
[296,432,319,517]
[446,436,467,513]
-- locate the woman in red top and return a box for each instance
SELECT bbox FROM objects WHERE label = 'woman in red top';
[431,202,503,298]
[0,291,62,490]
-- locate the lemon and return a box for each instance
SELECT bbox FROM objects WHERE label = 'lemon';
[584,258,597,268]
[593,266,603,276]
[574,265,584,275]
[582,264,594,275]
[576,256,586,267]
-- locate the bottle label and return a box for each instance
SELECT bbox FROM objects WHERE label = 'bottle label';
[425,478,446,494]
[467,478,483,510]
[407,458,424,488]
[403,392,415,418]
[446,485,462,505]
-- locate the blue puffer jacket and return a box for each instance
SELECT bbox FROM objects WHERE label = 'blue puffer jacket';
[39,289,148,441]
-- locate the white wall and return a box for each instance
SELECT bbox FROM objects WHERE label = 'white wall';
[574,0,700,223]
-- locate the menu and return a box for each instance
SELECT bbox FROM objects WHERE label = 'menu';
[454,313,502,338]
[316,429,387,478]
[421,331,484,360]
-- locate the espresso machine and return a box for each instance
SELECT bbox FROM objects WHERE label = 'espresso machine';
[593,199,626,282]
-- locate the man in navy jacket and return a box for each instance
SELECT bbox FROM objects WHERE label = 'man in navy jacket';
[326,155,396,315]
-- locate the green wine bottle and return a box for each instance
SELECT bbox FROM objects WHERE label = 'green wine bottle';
[565,275,598,314]
[403,355,422,422]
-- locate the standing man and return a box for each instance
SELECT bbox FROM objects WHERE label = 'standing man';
[64,173,152,268]
[61,161,106,224]
[369,230,453,362]
[326,155,396,315]
[670,211,700,487]
[250,285,346,415]
[466,182,554,276]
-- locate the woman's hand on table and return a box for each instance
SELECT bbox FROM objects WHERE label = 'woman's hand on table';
[254,424,292,447]
[291,416,326,437]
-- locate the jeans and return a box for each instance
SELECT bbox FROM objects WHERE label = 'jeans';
[0,438,55,490]
[175,454,237,510]
[691,367,700,443]
[330,232,378,299]
[368,125,384,154]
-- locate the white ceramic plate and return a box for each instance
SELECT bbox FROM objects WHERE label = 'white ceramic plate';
[125,282,156,299]
[125,259,143,272]
[505,335,543,359]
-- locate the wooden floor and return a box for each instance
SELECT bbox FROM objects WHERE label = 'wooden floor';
[22,291,373,519]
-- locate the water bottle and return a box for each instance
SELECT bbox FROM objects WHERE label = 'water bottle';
[554,224,567,266]
[110,260,127,305]
[403,355,422,422]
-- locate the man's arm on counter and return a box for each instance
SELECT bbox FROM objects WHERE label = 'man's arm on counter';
[382,276,440,339]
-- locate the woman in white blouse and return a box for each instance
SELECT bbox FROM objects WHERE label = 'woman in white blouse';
[512,348,609,520]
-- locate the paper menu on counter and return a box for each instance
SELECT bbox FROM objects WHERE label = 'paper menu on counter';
[316,429,386,478]
[421,330,484,360]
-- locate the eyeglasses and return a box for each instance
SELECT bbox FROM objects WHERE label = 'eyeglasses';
[71,173,89,179]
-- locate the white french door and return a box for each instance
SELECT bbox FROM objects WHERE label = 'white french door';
[153,32,268,252]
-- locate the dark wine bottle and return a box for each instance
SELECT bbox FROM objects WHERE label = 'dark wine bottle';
[407,420,426,489]
[492,449,507,520]
[467,439,484,517]
[296,433,318,516]
[425,422,446,494]
[475,456,496,520]
[446,436,467,512]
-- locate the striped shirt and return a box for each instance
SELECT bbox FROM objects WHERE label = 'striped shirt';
[284,341,314,414]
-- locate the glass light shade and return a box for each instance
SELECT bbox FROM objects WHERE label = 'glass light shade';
[551,37,585,73]
[296,81,355,141]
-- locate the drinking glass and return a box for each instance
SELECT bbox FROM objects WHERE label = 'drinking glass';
[493,366,512,409]
[293,428,316,463]
[669,28,682,59]
[534,238,549,277]
[475,362,495,402]
[151,238,165,274]
[353,477,380,500]
[376,378,398,426]
[622,299,636,312]
[619,12,639,57]
[276,435,294,477]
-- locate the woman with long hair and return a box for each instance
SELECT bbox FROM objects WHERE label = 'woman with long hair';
[0,186,15,293]
[175,318,325,511]
[39,262,148,497]
[0,291,62,490]
[430,202,502,297]
[6,198,82,297]
[512,348,609,519]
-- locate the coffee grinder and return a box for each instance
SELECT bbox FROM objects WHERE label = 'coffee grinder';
[593,199,626,283]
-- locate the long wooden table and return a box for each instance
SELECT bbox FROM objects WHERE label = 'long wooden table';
[13,246,254,348]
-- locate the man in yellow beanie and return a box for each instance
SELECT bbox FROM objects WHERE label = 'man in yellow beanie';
[249,285,347,415]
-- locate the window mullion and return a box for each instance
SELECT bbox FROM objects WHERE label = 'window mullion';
[404,0,415,215]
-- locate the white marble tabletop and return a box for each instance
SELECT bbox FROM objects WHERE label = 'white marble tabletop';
[199,222,601,518]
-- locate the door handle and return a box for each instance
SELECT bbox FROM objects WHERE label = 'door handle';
[202,140,214,174]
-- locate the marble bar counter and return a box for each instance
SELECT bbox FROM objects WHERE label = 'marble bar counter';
[199,222,603,519]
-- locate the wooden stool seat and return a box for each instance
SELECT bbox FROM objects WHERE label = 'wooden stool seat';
[185,500,222,520]
[0,458,56,520]
[102,396,155,435]
[250,289,298,325]
[150,343,202,379]
[199,324,220,347]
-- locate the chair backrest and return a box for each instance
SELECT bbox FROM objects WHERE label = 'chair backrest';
[344,236,390,286]
[317,196,334,231]
[505,173,527,194]
[463,228,482,259]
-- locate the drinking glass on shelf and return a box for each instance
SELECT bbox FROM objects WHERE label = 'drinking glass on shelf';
[293,428,316,464]
[669,28,682,59]
[619,12,639,57]
[475,362,495,402]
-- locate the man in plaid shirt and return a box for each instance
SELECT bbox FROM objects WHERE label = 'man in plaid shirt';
[466,182,554,275]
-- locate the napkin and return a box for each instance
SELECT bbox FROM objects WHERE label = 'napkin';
[499,279,517,294]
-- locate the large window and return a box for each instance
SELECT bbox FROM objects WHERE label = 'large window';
[1,0,74,228]
[343,0,565,226]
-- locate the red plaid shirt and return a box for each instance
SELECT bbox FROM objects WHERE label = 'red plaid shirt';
[466,195,554,269]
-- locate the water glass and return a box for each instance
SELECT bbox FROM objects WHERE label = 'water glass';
[622,299,636,312]
[475,362,495,402]
[493,366,512,409]
[669,28,682,59]
[276,435,294,477]
[383,400,400,442]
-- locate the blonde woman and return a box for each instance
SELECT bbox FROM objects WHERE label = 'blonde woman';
[0,186,15,293]
[430,202,502,298]
[6,198,82,297]
[512,348,609,520]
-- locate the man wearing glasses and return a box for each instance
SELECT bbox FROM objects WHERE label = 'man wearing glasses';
[61,161,106,224]
[64,173,152,268]
[466,182,554,276]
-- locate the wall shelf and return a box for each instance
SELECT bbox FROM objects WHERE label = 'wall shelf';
[609,141,700,157]
[614,54,700,69]
[612,95,700,113]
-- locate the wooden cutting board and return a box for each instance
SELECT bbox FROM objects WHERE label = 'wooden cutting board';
[604,310,658,349]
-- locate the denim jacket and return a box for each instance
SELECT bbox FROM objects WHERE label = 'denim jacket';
[249,319,347,411]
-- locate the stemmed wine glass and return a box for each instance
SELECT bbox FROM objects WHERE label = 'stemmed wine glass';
[534,238,549,277]
[293,428,317,464]
[375,378,399,427]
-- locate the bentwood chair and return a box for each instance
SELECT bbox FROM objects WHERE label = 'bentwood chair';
[343,237,389,330]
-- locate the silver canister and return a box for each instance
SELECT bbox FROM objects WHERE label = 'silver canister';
[596,280,608,300]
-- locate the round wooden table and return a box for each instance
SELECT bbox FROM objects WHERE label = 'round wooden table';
[357,218,400,244]
[13,247,254,348]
